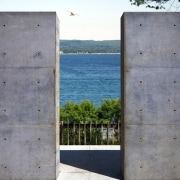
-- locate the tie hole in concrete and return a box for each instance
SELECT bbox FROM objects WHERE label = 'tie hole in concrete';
[2,52,6,56]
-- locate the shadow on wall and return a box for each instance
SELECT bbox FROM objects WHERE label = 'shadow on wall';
[60,150,122,179]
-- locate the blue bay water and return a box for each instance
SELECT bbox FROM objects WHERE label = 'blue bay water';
[60,54,121,106]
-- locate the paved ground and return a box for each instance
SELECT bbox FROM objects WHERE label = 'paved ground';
[59,145,122,180]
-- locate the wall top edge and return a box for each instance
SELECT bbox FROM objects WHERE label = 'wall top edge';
[0,12,59,20]
[122,12,180,14]
[121,11,180,17]
[0,11,57,14]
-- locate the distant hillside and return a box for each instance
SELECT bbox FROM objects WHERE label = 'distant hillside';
[60,40,120,54]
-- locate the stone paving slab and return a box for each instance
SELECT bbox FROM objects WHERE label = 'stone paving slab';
[59,145,121,180]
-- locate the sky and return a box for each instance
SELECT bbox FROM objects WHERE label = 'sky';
[0,0,169,40]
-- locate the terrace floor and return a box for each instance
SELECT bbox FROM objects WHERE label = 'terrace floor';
[59,145,122,180]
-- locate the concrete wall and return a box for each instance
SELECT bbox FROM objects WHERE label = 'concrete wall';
[121,12,180,180]
[0,12,60,179]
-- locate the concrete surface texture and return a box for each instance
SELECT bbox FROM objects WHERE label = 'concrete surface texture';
[0,12,60,179]
[121,12,180,179]
[59,145,121,180]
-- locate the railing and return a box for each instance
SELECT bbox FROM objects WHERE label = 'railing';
[60,121,121,145]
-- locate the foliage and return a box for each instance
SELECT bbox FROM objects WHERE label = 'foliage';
[60,102,84,123]
[96,99,121,123]
[130,0,178,9]
[80,100,97,123]
[60,98,121,124]
[60,40,120,54]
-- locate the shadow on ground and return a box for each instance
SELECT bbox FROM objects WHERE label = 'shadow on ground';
[60,150,121,179]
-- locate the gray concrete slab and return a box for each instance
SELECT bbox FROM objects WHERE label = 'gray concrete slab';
[0,12,57,68]
[0,12,60,179]
[121,12,180,180]
[0,68,55,125]
[59,145,121,180]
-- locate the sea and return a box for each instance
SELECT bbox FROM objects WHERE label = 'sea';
[60,54,121,106]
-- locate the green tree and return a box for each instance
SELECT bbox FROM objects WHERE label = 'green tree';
[62,102,82,123]
[60,98,121,124]
[60,100,97,123]
[96,98,121,123]
[80,100,97,123]
[130,0,180,10]
[60,106,67,121]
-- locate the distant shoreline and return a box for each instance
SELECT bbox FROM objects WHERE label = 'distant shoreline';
[60,40,120,54]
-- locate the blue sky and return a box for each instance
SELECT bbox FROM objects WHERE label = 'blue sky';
[0,0,167,40]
